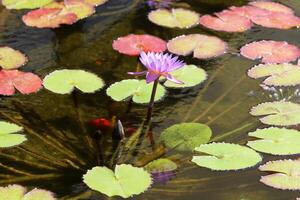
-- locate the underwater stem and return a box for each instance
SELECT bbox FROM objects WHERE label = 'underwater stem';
[146,79,159,122]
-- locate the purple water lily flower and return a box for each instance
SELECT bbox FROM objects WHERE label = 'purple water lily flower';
[147,0,176,9]
[128,52,185,84]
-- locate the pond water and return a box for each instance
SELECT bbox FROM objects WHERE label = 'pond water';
[0,0,300,199]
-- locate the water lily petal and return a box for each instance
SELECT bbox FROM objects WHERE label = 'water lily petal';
[163,73,184,84]
[146,72,160,83]
[128,71,147,76]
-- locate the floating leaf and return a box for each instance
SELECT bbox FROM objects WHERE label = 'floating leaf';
[0,70,42,96]
[0,184,56,200]
[43,69,104,94]
[112,34,166,56]
[163,65,207,88]
[167,34,227,59]
[249,1,294,14]
[247,127,300,155]
[199,10,252,32]
[0,47,28,70]
[0,121,26,148]
[248,63,300,86]
[259,160,300,190]
[250,101,300,126]
[160,123,212,152]
[84,0,108,6]
[106,79,166,104]
[148,8,199,29]
[240,40,300,64]
[192,142,262,171]
[144,158,177,173]
[83,164,152,198]
[2,0,53,9]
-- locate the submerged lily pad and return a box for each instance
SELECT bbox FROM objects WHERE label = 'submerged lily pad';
[160,123,212,152]
[83,164,152,198]
[240,40,300,64]
[144,158,177,173]
[0,184,56,200]
[148,8,200,29]
[2,0,53,9]
[259,160,300,190]
[248,63,300,86]
[106,79,166,104]
[247,127,300,155]
[250,101,300,126]
[167,34,227,59]
[0,121,26,148]
[192,142,262,171]
[43,69,104,94]
[0,70,42,96]
[0,47,28,70]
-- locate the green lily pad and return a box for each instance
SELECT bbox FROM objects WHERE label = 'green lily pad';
[106,79,166,104]
[250,101,300,126]
[159,123,212,152]
[247,127,300,155]
[163,65,207,88]
[0,47,28,70]
[192,142,262,171]
[83,164,152,198]
[259,159,300,190]
[43,69,104,94]
[2,0,54,9]
[144,158,177,173]
[0,121,26,148]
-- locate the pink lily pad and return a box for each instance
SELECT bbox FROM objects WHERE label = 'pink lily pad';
[0,47,28,70]
[240,40,300,64]
[0,70,42,96]
[199,10,252,32]
[167,34,227,59]
[112,34,167,56]
[249,1,294,14]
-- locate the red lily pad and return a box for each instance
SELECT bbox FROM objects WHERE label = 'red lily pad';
[240,40,300,64]
[199,10,252,32]
[0,47,28,70]
[112,34,167,56]
[0,70,42,96]
[249,1,294,14]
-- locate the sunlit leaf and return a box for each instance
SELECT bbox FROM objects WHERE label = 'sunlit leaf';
[106,79,166,104]
[240,40,300,64]
[248,63,300,86]
[148,8,200,29]
[2,0,53,10]
[160,123,212,152]
[259,159,300,190]
[23,188,56,200]
[163,65,207,88]
[250,101,300,126]
[83,164,152,198]
[249,1,294,14]
[247,127,300,155]
[167,34,227,59]
[0,47,28,70]
[0,121,26,148]
[192,142,262,171]
[0,70,42,96]
[112,34,166,56]
[84,0,108,6]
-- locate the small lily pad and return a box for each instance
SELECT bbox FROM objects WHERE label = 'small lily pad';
[148,8,200,29]
[106,79,166,104]
[250,101,300,126]
[83,164,152,198]
[144,158,177,173]
[163,65,207,88]
[0,121,26,148]
[159,123,212,152]
[2,0,53,9]
[0,47,28,70]
[43,69,104,94]
[192,142,262,171]
[247,127,300,155]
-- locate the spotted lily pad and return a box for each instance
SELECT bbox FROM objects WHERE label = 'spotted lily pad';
[250,101,300,126]
[43,69,104,94]
[248,63,300,86]
[247,127,300,155]
[159,123,212,152]
[0,184,56,200]
[83,164,152,198]
[0,47,28,70]
[163,65,207,88]
[2,0,53,9]
[148,8,200,29]
[106,79,166,104]
[167,34,227,59]
[240,40,300,64]
[0,121,26,148]
[259,160,300,190]
[0,70,42,96]
[192,142,262,171]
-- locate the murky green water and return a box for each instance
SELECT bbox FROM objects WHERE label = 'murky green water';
[0,0,300,199]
